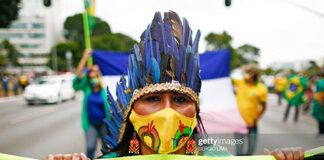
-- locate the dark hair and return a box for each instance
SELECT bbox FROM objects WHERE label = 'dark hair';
[110,112,206,157]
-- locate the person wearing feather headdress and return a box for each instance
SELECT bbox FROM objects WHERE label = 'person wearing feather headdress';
[46,11,305,160]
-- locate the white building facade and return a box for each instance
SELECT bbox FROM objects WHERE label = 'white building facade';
[0,0,63,73]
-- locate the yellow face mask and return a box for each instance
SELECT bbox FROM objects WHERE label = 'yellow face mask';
[129,108,197,154]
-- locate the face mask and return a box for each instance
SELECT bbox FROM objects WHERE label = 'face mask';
[89,76,101,87]
[129,108,197,154]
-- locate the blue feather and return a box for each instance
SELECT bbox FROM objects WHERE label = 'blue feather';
[106,87,122,120]
[178,45,186,84]
[192,30,200,55]
[144,27,151,75]
[186,52,194,87]
[150,57,160,83]
[182,18,191,47]
[151,12,168,54]
[105,123,119,141]
[163,13,173,55]
[148,25,154,58]
[133,45,142,62]
[104,135,118,148]
[116,83,126,110]
[156,41,161,63]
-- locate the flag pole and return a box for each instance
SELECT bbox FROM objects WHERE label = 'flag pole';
[82,0,93,65]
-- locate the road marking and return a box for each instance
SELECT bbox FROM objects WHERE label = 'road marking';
[9,107,58,125]
[0,96,23,104]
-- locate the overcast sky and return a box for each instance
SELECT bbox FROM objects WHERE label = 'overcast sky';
[59,0,324,68]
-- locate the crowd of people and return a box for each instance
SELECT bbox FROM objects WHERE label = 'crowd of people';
[0,74,30,97]
[273,68,324,135]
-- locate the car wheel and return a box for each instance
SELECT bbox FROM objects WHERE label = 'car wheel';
[27,101,34,105]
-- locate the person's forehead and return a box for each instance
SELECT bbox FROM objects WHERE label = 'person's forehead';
[92,65,99,70]
[142,91,190,97]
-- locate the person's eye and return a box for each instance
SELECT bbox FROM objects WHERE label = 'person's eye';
[145,96,160,102]
[174,96,187,103]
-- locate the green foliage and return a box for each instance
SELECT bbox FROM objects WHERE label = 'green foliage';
[55,13,137,72]
[305,64,320,76]
[205,32,232,50]
[63,13,112,46]
[205,31,260,70]
[263,67,274,75]
[0,50,6,67]
[92,33,137,53]
[236,44,260,65]
[0,40,20,66]
[47,41,79,72]
[0,0,21,28]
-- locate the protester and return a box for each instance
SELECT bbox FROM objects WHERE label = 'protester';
[312,71,324,135]
[233,63,268,155]
[302,80,314,113]
[2,75,10,96]
[274,73,288,106]
[12,75,20,96]
[283,73,308,122]
[47,11,304,160]
[72,49,111,159]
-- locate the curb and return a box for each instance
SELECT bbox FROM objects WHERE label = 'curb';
[0,95,23,103]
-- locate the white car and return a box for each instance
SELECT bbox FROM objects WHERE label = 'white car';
[24,75,76,105]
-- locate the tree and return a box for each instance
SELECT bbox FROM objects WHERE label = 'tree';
[263,67,274,75]
[205,31,260,70]
[92,33,137,53]
[205,31,233,50]
[63,13,111,46]
[0,50,6,67]
[47,41,79,72]
[237,44,260,64]
[0,0,21,28]
[205,31,238,70]
[0,40,20,67]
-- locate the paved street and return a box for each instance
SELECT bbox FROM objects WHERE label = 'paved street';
[255,94,323,154]
[0,93,85,159]
[0,93,323,159]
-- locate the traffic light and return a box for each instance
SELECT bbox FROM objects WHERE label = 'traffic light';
[225,0,231,7]
[43,0,51,7]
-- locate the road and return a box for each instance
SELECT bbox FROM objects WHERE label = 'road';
[0,93,322,159]
[0,93,85,159]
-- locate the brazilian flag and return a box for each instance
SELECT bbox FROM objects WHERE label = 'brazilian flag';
[283,74,308,106]
[312,79,324,122]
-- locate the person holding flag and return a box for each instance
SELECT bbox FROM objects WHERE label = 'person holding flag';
[283,72,308,123]
[72,49,111,159]
[312,70,324,135]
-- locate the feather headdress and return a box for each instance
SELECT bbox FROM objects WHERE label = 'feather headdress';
[102,11,201,153]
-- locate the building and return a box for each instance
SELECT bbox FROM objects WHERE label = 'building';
[0,0,63,74]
